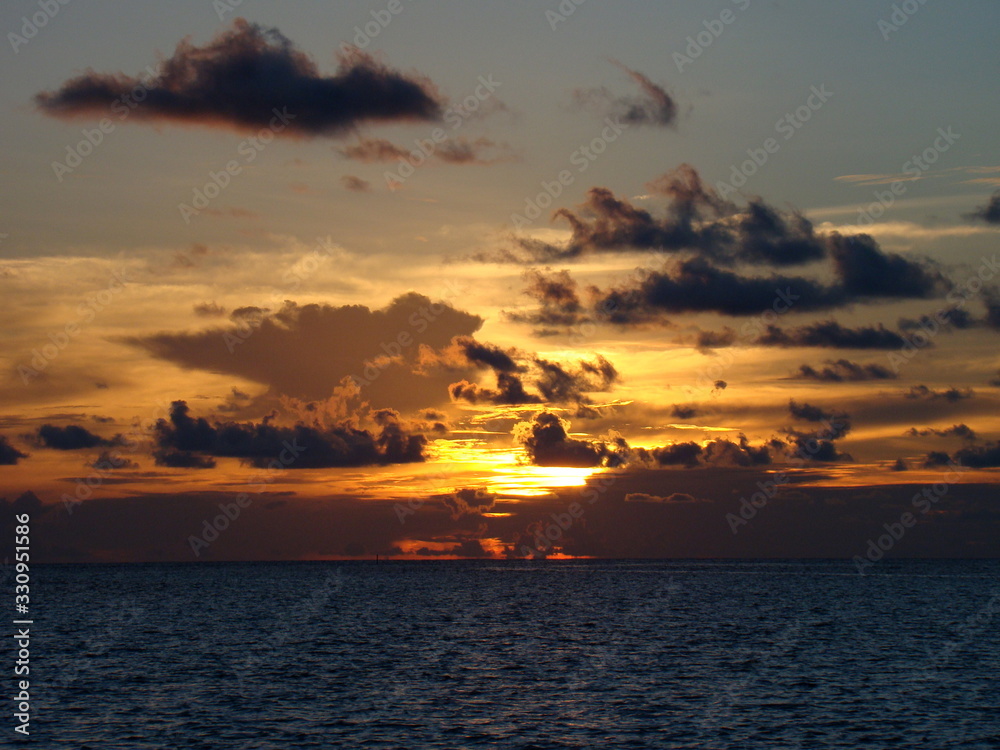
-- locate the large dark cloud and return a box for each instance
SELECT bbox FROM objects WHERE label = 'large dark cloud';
[598,259,842,318]
[0,437,28,465]
[128,293,483,409]
[795,359,897,382]
[154,400,426,469]
[829,234,944,300]
[501,165,947,328]
[952,443,1000,468]
[967,191,1000,224]
[36,20,442,136]
[37,424,110,450]
[590,246,941,323]
[572,62,679,127]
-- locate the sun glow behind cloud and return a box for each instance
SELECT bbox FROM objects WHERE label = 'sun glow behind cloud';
[431,439,601,497]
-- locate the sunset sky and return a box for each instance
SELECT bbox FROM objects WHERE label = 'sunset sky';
[2,0,999,562]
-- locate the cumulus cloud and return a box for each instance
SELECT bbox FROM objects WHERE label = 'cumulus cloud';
[952,443,1000,468]
[36,20,443,136]
[514,412,628,468]
[784,401,851,462]
[513,413,779,470]
[498,165,947,329]
[154,400,427,469]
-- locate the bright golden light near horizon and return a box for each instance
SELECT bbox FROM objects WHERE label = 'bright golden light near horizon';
[431,440,600,497]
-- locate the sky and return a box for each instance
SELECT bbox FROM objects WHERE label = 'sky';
[1,0,999,564]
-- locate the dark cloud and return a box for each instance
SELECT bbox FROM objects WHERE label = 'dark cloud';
[696,328,737,351]
[904,385,974,402]
[128,293,483,409]
[598,258,841,318]
[514,412,627,468]
[500,166,947,330]
[89,450,140,471]
[505,269,589,332]
[153,449,217,469]
[757,321,907,350]
[899,308,978,332]
[455,337,521,373]
[967,191,1000,224]
[534,355,618,403]
[953,443,1000,468]
[448,349,619,408]
[448,373,542,406]
[986,297,1000,330]
[702,436,778,467]
[505,166,831,268]
[906,424,977,441]
[795,359,897,382]
[154,400,427,469]
[829,234,944,300]
[644,442,703,468]
[573,62,679,127]
[36,20,442,136]
[784,401,851,462]
[788,401,851,435]
[0,437,28,465]
[37,424,111,450]
[670,405,698,420]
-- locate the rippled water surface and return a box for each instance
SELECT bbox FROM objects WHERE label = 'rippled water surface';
[32,560,1000,748]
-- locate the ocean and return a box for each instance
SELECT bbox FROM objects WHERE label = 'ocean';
[28,560,1000,748]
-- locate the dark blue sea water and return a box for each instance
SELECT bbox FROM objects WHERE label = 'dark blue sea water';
[25,560,1000,748]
